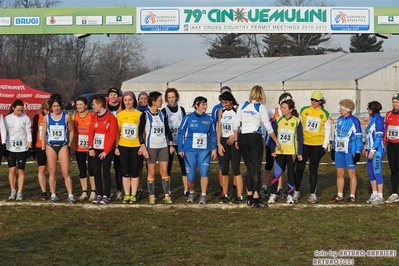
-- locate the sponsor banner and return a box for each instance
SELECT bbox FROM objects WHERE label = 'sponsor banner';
[0,85,25,90]
[0,8,136,34]
[139,8,179,31]
[76,16,103,26]
[378,16,399,25]
[46,16,73,26]
[0,17,11,26]
[330,8,373,32]
[14,17,40,26]
[137,7,374,34]
[0,93,15,98]
[106,15,133,25]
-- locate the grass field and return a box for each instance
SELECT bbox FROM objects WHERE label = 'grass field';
[1,154,399,266]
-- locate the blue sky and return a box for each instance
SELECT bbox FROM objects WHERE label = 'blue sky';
[60,0,399,64]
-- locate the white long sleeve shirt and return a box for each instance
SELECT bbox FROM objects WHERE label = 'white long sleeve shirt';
[233,100,274,134]
[4,113,32,152]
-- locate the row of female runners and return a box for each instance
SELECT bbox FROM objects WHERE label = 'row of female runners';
[1,86,399,206]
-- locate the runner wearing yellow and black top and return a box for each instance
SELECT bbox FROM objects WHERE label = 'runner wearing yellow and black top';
[295,91,331,204]
[269,99,303,204]
[115,91,148,204]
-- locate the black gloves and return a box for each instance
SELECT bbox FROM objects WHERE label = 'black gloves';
[353,153,361,164]
[318,147,327,158]
[330,149,335,162]
[27,148,36,160]
[0,143,7,157]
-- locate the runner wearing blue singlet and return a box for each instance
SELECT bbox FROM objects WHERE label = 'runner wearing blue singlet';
[178,96,217,205]
[41,94,75,203]
[363,101,385,204]
[329,99,362,204]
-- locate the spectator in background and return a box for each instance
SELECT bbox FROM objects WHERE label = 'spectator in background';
[65,100,77,110]
[329,99,362,204]
[0,114,5,164]
[4,100,32,201]
[32,99,51,200]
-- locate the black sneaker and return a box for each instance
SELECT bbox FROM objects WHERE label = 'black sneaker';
[219,195,228,204]
[183,191,189,199]
[41,192,47,200]
[137,189,143,200]
[277,188,286,198]
[347,196,356,204]
[246,198,254,207]
[231,196,244,204]
[253,202,268,208]
[218,192,224,201]
[328,194,344,203]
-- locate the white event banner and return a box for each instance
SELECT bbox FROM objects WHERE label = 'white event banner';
[46,16,73,26]
[76,16,103,26]
[137,6,374,34]
[0,17,11,26]
[106,15,133,25]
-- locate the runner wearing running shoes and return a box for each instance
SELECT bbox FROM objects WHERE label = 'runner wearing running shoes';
[363,101,385,204]
[295,91,331,204]
[41,94,75,203]
[88,95,118,205]
[72,97,96,202]
[261,92,293,200]
[143,91,174,205]
[384,93,399,204]
[329,99,362,204]
[161,88,187,198]
[269,99,303,204]
[178,96,217,205]
[115,91,148,204]
[216,91,244,204]
[233,85,280,208]
[3,100,32,201]
[32,99,51,200]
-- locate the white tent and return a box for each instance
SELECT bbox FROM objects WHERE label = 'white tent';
[122,52,399,116]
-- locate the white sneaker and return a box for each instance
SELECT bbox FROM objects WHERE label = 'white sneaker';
[79,192,88,201]
[308,193,318,204]
[385,194,399,204]
[293,191,300,203]
[89,191,97,202]
[286,194,294,204]
[268,194,277,204]
[16,191,23,201]
[115,190,123,201]
[365,194,377,204]
[8,190,16,200]
[371,196,384,205]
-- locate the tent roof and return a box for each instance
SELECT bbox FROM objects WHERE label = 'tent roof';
[122,51,399,91]
[0,79,51,96]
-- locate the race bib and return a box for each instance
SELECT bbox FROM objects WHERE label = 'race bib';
[222,122,233,136]
[387,125,399,140]
[278,129,294,145]
[10,135,25,150]
[153,126,164,136]
[305,116,321,132]
[78,135,89,149]
[49,125,65,141]
[93,133,105,149]
[336,136,349,153]
[122,123,137,139]
[192,133,207,149]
